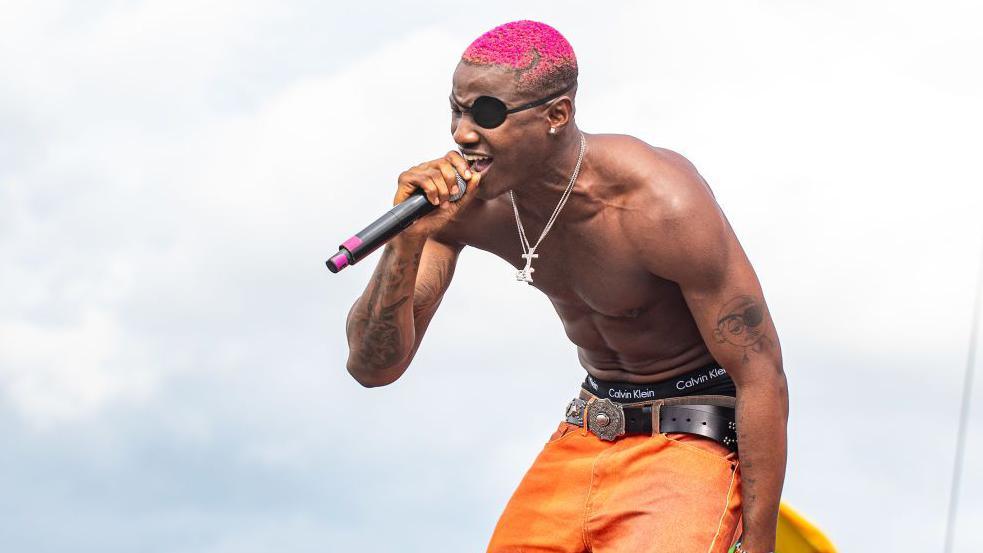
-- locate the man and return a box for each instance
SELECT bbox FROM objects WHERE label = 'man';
[344,20,787,553]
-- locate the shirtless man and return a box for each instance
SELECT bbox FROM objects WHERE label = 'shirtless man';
[344,21,787,553]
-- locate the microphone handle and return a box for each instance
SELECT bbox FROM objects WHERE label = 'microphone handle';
[327,171,468,273]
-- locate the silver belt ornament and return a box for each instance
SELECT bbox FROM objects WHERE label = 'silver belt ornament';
[565,395,740,450]
[565,397,626,441]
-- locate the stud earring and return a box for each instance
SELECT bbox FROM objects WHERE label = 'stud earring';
[549,127,557,135]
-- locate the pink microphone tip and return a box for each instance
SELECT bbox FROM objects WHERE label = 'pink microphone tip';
[327,251,350,273]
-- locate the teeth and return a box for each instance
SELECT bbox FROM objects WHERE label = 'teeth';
[463,154,491,161]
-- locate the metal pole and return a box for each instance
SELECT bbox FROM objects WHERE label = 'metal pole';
[943,234,983,553]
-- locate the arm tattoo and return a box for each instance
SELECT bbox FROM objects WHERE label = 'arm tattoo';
[712,295,773,363]
[350,245,417,369]
[353,295,410,368]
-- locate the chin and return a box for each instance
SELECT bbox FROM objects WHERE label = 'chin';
[476,177,510,200]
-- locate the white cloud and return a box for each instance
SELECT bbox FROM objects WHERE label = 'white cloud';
[0,309,155,426]
[2,1,983,552]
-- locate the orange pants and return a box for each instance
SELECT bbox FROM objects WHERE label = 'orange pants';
[487,417,743,552]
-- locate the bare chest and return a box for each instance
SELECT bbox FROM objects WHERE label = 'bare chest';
[453,200,667,318]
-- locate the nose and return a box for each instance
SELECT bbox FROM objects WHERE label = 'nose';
[452,112,480,147]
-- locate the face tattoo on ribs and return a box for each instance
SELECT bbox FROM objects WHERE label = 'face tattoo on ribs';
[713,295,773,363]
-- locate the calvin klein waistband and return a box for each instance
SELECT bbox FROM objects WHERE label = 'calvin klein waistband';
[581,362,736,404]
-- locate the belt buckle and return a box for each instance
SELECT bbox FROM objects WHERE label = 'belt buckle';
[587,398,626,441]
[565,398,586,426]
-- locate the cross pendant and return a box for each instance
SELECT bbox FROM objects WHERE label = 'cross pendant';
[516,251,539,283]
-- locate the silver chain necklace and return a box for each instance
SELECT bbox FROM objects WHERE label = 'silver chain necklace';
[509,132,586,284]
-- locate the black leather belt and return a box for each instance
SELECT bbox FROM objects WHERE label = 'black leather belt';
[565,395,738,451]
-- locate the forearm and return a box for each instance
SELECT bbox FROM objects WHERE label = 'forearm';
[345,234,426,384]
[734,371,789,553]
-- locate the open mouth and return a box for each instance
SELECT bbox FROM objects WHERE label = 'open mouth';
[463,153,494,173]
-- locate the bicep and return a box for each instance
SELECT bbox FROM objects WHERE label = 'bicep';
[629,149,783,384]
[678,238,782,386]
[641,197,782,386]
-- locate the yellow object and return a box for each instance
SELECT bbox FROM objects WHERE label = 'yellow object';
[775,502,837,553]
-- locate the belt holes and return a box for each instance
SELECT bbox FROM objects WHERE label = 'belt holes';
[702,421,707,426]
[686,418,691,422]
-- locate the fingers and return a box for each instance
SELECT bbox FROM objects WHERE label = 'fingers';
[417,174,439,205]
[396,166,436,206]
[443,151,485,202]
[425,167,450,205]
[435,162,462,199]
[444,151,472,183]
[397,153,481,208]
[466,165,482,188]
[447,151,484,191]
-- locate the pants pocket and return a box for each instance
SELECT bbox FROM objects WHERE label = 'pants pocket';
[545,421,579,445]
[661,431,738,466]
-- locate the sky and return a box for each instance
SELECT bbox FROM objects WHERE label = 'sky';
[1,1,982,551]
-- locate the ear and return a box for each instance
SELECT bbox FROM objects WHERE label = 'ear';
[546,95,574,131]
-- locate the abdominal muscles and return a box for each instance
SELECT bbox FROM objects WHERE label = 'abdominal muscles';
[553,300,714,384]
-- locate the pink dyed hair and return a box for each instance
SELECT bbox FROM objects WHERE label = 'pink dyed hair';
[461,20,578,96]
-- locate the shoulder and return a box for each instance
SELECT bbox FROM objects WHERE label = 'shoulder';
[589,134,713,211]
[594,135,731,283]
[591,134,721,236]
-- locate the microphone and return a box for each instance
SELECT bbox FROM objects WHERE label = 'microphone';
[326,170,468,273]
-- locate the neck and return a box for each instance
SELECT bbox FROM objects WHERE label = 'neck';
[513,127,589,222]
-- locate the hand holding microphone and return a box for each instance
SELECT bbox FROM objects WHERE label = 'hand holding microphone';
[393,150,481,239]
[326,151,482,272]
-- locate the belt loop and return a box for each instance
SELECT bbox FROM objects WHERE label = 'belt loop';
[581,398,592,436]
[651,401,662,434]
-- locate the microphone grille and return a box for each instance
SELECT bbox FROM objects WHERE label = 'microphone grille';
[449,170,468,202]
